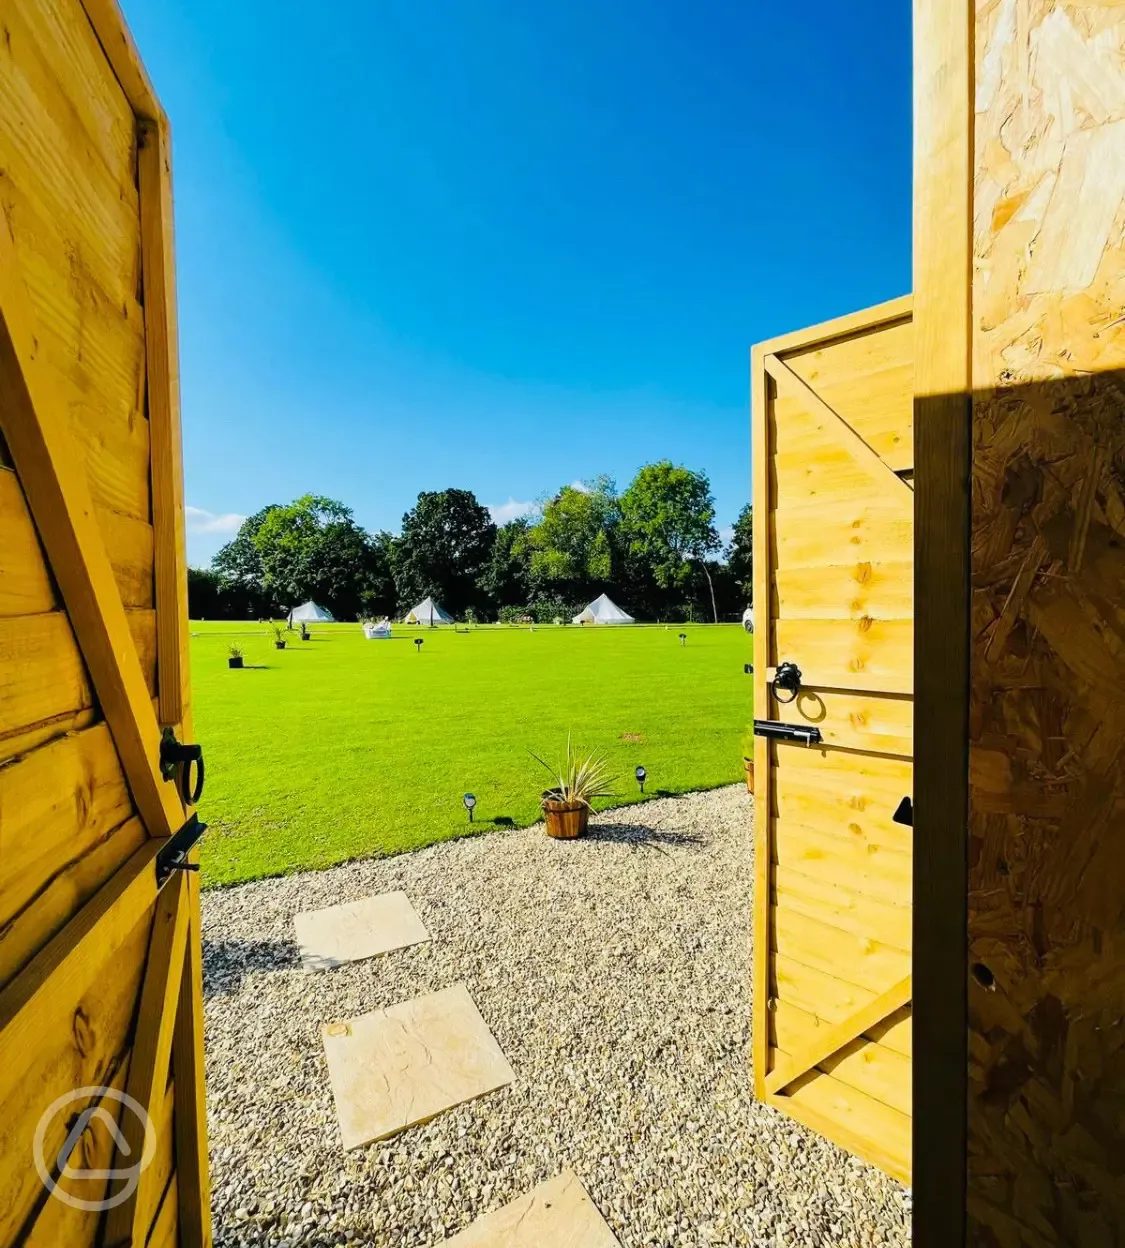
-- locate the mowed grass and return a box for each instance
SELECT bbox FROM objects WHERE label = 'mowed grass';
[191,621,753,886]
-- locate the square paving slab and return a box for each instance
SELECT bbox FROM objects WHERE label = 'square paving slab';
[295,891,430,971]
[322,983,514,1149]
[441,1171,621,1246]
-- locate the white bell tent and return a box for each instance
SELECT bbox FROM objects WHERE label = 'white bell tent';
[403,596,454,625]
[288,601,335,625]
[572,593,635,625]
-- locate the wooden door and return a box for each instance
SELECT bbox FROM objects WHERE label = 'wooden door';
[751,295,914,1184]
[0,2,211,1243]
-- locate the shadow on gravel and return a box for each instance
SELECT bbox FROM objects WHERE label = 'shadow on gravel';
[585,821,704,853]
[202,936,300,997]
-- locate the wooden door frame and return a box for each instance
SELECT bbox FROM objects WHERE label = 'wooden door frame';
[912,0,972,1244]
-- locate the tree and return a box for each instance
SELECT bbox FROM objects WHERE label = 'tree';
[478,517,533,615]
[211,504,281,613]
[619,462,721,620]
[727,504,753,601]
[187,567,225,619]
[251,494,386,620]
[528,477,619,597]
[393,489,496,618]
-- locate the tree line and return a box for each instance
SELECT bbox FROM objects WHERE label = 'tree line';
[188,462,753,623]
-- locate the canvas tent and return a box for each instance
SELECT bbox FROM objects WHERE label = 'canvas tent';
[573,593,634,625]
[288,601,335,624]
[404,596,454,625]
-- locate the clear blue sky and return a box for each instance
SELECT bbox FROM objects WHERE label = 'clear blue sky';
[120,0,912,566]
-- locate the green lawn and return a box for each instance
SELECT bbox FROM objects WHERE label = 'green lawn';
[191,621,752,886]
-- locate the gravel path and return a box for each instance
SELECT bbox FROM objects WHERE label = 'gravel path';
[202,786,911,1247]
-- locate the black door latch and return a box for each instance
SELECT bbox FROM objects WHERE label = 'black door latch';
[892,796,913,827]
[156,813,207,886]
[160,728,205,806]
[772,661,803,704]
[753,718,822,747]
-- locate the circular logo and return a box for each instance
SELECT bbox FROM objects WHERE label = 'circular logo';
[33,1086,156,1212]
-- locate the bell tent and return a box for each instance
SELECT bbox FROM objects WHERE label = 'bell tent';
[573,593,635,625]
[404,597,454,625]
[288,601,335,625]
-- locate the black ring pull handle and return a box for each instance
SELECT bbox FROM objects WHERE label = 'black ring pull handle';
[772,660,803,705]
[160,728,206,806]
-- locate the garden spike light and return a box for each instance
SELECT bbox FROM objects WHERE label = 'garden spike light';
[635,766,646,793]
[679,632,687,647]
[414,637,423,653]
[463,793,477,823]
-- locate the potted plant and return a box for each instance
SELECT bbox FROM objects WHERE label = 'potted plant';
[300,624,310,641]
[272,624,286,650]
[228,644,244,670]
[740,726,755,793]
[530,735,616,839]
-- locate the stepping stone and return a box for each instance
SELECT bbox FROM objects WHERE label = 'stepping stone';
[295,891,429,971]
[322,983,514,1149]
[440,1171,620,1246]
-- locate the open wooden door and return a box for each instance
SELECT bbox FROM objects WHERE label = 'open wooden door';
[751,295,914,1184]
[0,1,211,1243]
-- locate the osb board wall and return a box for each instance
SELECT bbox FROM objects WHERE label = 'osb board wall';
[969,2,1125,1244]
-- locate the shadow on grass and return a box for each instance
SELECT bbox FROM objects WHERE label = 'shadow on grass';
[202,936,299,997]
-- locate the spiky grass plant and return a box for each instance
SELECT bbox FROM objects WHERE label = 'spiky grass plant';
[530,733,617,807]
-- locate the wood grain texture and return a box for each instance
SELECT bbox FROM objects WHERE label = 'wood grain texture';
[0,207,181,835]
[753,302,914,1181]
[138,118,189,729]
[967,3,1125,1244]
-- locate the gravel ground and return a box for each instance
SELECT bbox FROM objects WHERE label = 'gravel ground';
[202,786,911,1247]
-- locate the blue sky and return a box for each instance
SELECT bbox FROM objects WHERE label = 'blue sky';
[120,0,912,566]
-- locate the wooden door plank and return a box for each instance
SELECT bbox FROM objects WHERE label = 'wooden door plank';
[0,209,182,835]
[0,843,159,1244]
[755,294,912,358]
[751,342,772,1097]
[172,852,213,1248]
[766,975,912,1094]
[138,118,189,729]
[774,561,914,622]
[772,865,912,953]
[774,617,914,694]
[773,999,912,1061]
[770,1073,911,1184]
[773,910,911,996]
[769,689,914,757]
[774,504,912,568]
[105,871,189,1244]
[773,820,910,907]
[78,0,162,121]
[764,354,914,502]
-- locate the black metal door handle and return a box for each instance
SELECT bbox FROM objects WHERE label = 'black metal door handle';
[160,729,206,805]
[754,718,822,747]
[772,661,802,703]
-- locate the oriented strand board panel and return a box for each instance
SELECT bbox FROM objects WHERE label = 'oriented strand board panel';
[968,2,1125,1244]
[442,1171,620,1247]
[295,891,430,970]
[752,298,914,1185]
[322,983,515,1150]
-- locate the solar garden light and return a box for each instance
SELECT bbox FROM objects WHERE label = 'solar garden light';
[679,632,687,647]
[414,637,423,654]
[463,793,477,823]
[635,766,647,793]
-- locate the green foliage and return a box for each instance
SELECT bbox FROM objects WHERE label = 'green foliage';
[530,734,617,807]
[529,477,618,592]
[727,504,753,600]
[190,621,752,884]
[477,516,533,614]
[393,488,496,618]
[619,462,719,588]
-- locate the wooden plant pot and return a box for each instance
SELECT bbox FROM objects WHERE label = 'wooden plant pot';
[541,792,589,839]
[743,757,755,794]
[228,656,243,669]
[274,640,286,650]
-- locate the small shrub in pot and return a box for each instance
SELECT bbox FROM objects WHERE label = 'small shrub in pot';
[530,734,616,839]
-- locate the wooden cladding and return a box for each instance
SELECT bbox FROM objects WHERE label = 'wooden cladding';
[752,296,914,1184]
